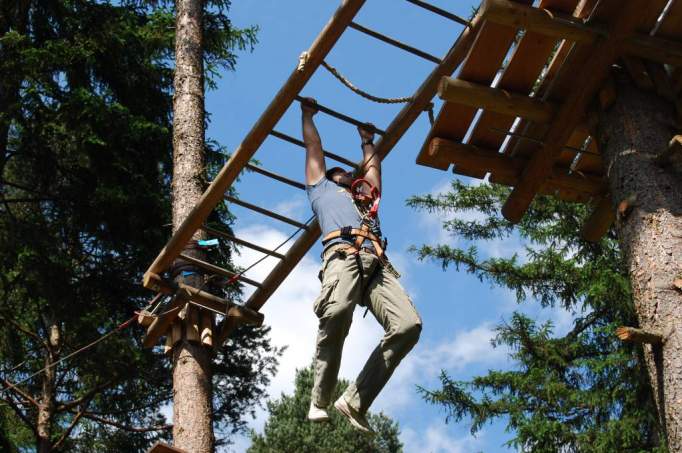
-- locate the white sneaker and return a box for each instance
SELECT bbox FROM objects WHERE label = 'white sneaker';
[307,402,330,422]
[333,396,374,434]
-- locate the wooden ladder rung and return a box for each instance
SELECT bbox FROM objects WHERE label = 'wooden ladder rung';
[405,0,470,26]
[245,163,305,190]
[270,130,358,169]
[178,253,262,288]
[201,225,286,259]
[348,21,441,64]
[295,96,386,135]
[224,195,310,230]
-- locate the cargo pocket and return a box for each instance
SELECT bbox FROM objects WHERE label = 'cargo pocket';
[313,279,340,318]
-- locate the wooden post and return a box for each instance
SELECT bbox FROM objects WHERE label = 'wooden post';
[580,195,615,242]
[428,138,606,196]
[438,77,556,123]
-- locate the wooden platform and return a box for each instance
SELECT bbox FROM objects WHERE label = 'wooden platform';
[416,0,682,240]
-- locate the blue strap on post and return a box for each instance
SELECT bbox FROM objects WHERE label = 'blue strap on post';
[198,239,219,248]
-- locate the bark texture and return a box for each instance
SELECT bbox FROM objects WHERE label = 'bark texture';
[171,0,214,451]
[36,323,60,453]
[598,74,682,451]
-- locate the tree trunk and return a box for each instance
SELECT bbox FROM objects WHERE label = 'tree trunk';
[171,0,214,452]
[0,0,30,167]
[598,73,682,450]
[36,323,60,453]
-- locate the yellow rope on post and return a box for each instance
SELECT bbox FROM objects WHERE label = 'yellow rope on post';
[320,60,435,124]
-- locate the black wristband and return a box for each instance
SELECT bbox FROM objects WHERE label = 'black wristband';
[361,139,374,147]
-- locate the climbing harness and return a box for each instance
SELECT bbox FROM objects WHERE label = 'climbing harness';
[320,176,401,317]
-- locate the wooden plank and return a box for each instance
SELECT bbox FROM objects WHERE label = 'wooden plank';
[143,273,264,325]
[145,0,366,278]
[147,442,188,453]
[143,304,184,349]
[416,0,534,172]
[502,0,664,165]
[581,195,614,242]
[622,56,654,90]
[438,77,556,123]
[224,195,309,230]
[468,0,578,154]
[200,312,213,347]
[502,0,652,222]
[430,138,605,195]
[495,0,657,189]
[484,0,682,66]
[655,0,682,40]
[219,12,489,344]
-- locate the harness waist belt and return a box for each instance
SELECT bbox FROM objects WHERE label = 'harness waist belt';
[322,226,385,259]
[322,228,380,245]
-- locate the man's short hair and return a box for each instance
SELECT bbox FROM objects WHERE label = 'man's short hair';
[325,167,346,180]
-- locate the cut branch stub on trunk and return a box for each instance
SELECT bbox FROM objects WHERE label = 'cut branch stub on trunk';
[615,326,663,345]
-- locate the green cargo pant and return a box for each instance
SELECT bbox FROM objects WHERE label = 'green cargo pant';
[311,244,422,414]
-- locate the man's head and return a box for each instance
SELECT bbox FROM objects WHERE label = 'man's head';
[326,167,353,188]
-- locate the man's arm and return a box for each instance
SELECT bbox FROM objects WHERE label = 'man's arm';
[301,98,325,185]
[358,123,380,193]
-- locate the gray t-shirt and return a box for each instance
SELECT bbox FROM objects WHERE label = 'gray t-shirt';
[306,176,370,249]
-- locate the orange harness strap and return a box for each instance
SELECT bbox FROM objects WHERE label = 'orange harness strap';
[322,224,385,258]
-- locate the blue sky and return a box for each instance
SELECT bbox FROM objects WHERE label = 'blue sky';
[202,1,574,451]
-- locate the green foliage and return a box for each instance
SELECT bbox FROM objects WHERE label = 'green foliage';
[0,0,271,451]
[407,180,666,452]
[248,366,403,453]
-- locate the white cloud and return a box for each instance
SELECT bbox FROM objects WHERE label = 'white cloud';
[273,195,307,219]
[371,323,509,413]
[416,178,528,262]
[402,424,486,453]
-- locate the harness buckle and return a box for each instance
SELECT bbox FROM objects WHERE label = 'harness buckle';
[340,226,353,241]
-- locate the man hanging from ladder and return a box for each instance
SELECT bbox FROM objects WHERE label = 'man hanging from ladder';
[301,98,422,433]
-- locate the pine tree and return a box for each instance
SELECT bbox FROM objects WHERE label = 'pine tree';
[407,180,666,452]
[0,1,277,451]
[248,366,403,453]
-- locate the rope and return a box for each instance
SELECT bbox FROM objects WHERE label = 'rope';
[220,214,316,317]
[321,61,413,104]
[298,52,436,126]
[1,315,137,396]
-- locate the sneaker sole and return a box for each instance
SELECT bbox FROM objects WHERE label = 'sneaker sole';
[333,399,373,434]
[308,414,330,423]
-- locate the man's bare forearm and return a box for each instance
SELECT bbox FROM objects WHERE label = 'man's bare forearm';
[301,99,325,185]
[359,124,380,192]
[302,113,322,149]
